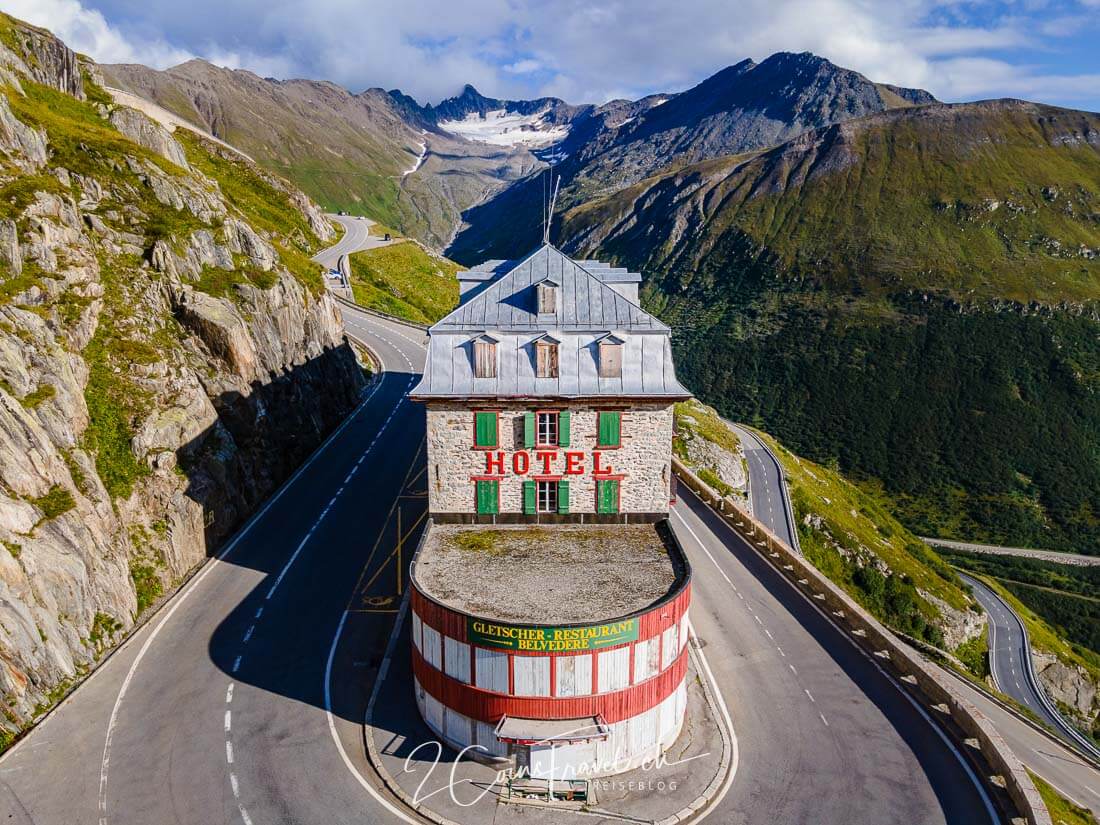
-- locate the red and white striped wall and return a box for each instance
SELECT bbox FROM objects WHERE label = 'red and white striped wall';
[409,581,691,778]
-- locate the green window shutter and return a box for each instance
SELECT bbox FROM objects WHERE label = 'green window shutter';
[523,412,535,449]
[476,480,499,514]
[474,412,497,447]
[558,410,571,447]
[598,412,621,447]
[523,480,536,514]
[557,479,570,514]
[597,480,619,514]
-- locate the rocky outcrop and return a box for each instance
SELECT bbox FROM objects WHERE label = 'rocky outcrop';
[0,14,364,740]
[108,106,189,169]
[1033,651,1099,726]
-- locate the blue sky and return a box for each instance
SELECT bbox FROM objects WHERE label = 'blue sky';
[5,0,1099,110]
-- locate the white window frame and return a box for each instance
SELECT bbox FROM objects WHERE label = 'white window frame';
[536,480,558,513]
[536,411,558,446]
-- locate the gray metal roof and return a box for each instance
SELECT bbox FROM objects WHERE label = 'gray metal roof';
[440,245,663,333]
[411,245,691,400]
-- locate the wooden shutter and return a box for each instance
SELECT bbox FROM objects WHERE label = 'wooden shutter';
[523,480,536,514]
[558,410,570,446]
[597,479,619,514]
[474,341,497,378]
[599,342,622,378]
[557,480,569,514]
[538,283,556,313]
[523,412,535,449]
[598,411,621,446]
[536,343,559,378]
[474,412,497,447]
[476,480,499,514]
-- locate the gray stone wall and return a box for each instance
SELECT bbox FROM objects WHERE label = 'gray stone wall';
[425,401,674,514]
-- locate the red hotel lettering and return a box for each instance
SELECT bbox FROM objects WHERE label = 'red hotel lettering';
[593,451,613,476]
[512,451,529,475]
[535,451,555,475]
[485,451,505,474]
[564,451,585,475]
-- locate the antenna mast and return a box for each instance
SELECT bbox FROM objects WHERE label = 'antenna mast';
[544,170,560,245]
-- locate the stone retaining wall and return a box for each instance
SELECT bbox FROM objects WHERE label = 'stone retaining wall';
[672,457,1051,825]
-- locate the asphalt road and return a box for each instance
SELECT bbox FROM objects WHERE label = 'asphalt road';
[669,490,997,824]
[734,420,1100,815]
[728,423,799,551]
[0,308,428,825]
[314,214,397,272]
[959,572,1100,763]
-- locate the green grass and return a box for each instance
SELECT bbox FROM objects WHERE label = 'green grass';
[20,383,54,409]
[129,560,163,616]
[348,241,460,324]
[1028,771,1097,825]
[0,173,63,220]
[955,625,990,679]
[674,400,741,454]
[81,257,153,501]
[368,221,401,238]
[28,484,75,524]
[3,540,20,558]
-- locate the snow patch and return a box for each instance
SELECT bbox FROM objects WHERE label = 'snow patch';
[404,130,428,176]
[439,108,569,147]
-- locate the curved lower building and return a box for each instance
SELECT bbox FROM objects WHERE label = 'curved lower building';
[407,244,694,780]
[409,522,691,780]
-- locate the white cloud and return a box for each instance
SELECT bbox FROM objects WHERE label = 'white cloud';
[0,0,1096,109]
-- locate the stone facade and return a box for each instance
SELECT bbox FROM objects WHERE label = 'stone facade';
[426,400,674,516]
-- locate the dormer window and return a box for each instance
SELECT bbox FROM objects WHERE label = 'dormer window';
[597,333,625,378]
[533,333,560,379]
[536,279,559,315]
[472,333,498,379]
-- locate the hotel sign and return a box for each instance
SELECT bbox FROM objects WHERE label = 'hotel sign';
[467,617,639,652]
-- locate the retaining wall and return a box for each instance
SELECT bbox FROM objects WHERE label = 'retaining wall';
[672,456,1050,825]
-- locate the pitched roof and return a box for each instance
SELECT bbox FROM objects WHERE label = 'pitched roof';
[411,245,690,400]
[434,245,667,333]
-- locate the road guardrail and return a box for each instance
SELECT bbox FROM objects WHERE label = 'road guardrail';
[673,456,1051,825]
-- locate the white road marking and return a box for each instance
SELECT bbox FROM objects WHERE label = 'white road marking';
[776,647,785,657]
[820,713,829,727]
[764,628,774,639]
[789,664,797,674]
[226,684,234,703]
[226,741,234,764]
[805,689,815,703]
[232,656,241,673]
[224,711,232,732]
[230,772,240,798]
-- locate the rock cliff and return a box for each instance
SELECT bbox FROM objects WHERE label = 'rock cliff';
[0,13,364,745]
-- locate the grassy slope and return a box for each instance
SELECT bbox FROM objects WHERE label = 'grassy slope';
[567,102,1100,303]
[673,398,976,650]
[1028,772,1098,825]
[562,102,1100,557]
[0,41,327,497]
[348,242,460,324]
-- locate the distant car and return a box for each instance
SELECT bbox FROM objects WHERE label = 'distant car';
[384,233,391,241]
[359,216,365,221]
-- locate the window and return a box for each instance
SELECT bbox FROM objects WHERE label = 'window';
[535,341,559,378]
[475,480,499,514]
[536,411,558,446]
[473,337,497,378]
[597,479,619,514]
[525,479,569,514]
[597,411,621,447]
[598,336,624,378]
[524,410,569,447]
[473,411,498,448]
[537,281,558,314]
[536,480,558,513]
